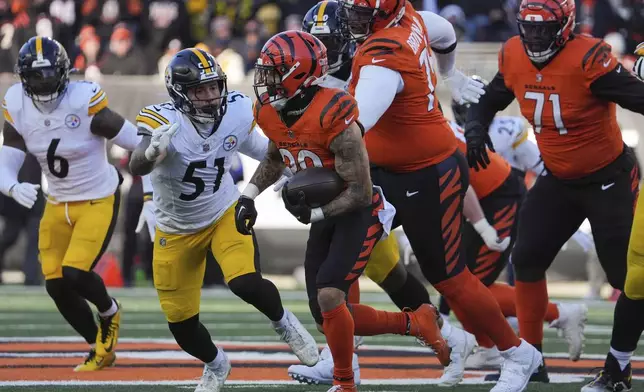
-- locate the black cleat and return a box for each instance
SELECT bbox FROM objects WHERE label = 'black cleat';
[581,353,632,392]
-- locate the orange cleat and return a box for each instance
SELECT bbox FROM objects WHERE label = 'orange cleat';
[406,304,451,366]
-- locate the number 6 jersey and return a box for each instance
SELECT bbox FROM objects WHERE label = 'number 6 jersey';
[2,81,118,202]
[136,92,267,234]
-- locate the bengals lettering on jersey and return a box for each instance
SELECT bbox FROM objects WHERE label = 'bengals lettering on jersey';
[255,88,358,173]
[500,35,623,179]
[347,5,456,172]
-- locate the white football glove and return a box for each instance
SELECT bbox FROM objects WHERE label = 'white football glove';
[473,219,511,252]
[135,200,156,241]
[444,69,486,105]
[272,167,294,192]
[145,123,179,162]
[9,182,40,209]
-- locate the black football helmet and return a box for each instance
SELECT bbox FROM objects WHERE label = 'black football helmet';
[165,48,228,123]
[302,0,353,74]
[15,36,70,103]
[451,75,488,126]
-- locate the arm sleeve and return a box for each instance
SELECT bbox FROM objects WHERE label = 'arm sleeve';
[465,71,516,130]
[109,120,142,151]
[0,145,26,195]
[354,65,404,132]
[239,127,269,161]
[590,64,644,114]
[418,11,457,76]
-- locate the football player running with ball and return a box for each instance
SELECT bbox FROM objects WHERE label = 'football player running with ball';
[0,36,150,371]
[464,0,644,389]
[129,48,318,392]
[236,30,450,392]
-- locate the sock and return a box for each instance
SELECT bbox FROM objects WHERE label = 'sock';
[610,292,644,354]
[609,347,633,371]
[438,295,451,316]
[322,302,355,385]
[169,315,218,363]
[435,270,520,351]
[46,278,98,345]
[544,303,560,323]
[347,280,360,304]
[351,303,408,336]
[488,283,560,322]
[98,298,118,318]
[271,309,290,329]
[206,347,226,371]
[449,299,495,348]
[386,274,431,311]
[515,279,549,347]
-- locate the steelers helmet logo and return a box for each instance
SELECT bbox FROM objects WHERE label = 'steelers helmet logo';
[65,114,80,128]
[223,135,238,151]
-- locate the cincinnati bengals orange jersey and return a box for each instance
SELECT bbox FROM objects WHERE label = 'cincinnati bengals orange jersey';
[500,35,623,179]
[451,122,511,198]
[255,88,358,172]
[347,2,456,172]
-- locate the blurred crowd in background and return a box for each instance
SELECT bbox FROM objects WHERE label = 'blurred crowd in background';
[0,1,640,81]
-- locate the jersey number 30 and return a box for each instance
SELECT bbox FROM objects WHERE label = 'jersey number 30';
[179,158,225,201]
[47,139,69,179]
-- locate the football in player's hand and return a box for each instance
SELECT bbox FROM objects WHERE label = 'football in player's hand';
[284,167,345,208]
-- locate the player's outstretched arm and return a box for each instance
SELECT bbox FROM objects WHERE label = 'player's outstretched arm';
[129,135,156,176]
[244,140,285,197]
[591,62,644,113]
[321,122,373,218]
[0,122,39,208]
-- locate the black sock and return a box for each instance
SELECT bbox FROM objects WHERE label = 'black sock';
[169,314,218,363]
[46,278,98,344]
[62,267,113,313]
[610,292,644,352]
[228,273,284,322]
[438,296,451,316]
[386,274,431,311]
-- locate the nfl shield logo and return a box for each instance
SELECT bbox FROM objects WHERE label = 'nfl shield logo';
[288,130,295,139]
[536,74,543,82]
[203,144,210,152]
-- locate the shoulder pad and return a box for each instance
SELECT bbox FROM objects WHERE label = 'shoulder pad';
[66,81,107,115]
[355,29,411,71]
[225,91,254,134]
[318,89,358,134]
[3,83,23,114]
[136,102,175,135]
[580,38,613,72]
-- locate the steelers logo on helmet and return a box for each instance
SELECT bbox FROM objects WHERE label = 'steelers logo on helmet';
[165,47,229,124]
[16,36,71,103]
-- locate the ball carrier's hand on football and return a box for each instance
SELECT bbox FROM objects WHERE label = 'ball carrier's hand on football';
[464,121,495,171]
[282,189,313,224]
[145,123,179,162]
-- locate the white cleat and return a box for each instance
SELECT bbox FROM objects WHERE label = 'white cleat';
[354,335,364,349]
[549,303,588,361]
[506,316,520,335]
[438,324,477,386]
[465,346,504,369]
[490,339,542,392]
[195,351,231,392]
[288,346,361,385]
[274,309,320,366]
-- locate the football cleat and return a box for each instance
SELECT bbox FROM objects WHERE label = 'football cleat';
[438,325,477,386]
[274,309,320,366]
[195,350,231,392]
[581,353,632,392]
[490,339,543,392]
[96,299,121,357]
[326,385,357,392]
[406,304,451,366]
[74,349,115,371]
[288,346,361,385]
[466,346,504,369]
[549,303,588,361]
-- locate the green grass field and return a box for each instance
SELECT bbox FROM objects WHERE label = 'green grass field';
[0,285,642,392]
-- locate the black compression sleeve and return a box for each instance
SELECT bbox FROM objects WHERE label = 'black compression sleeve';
[590,64,644,114]
[465,71,516,129]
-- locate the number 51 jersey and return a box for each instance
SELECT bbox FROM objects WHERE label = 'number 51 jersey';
[3,81,118,202]
[136,92,257,234]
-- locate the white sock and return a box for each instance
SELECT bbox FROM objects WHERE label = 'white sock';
[90,343,96,350]
[609,347,633,371]
[206,348,227,370]
[440,317,453,338]
[99,299,118,318]
[272,309,290,328]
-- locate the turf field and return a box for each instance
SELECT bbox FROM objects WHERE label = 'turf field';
[1,285,643,392]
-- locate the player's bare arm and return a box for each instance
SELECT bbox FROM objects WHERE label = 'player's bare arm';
[1,121,27,151]
[247,140,284,194]
[89,107,125,139]
[322,122,372,217]
[129,135,155,176]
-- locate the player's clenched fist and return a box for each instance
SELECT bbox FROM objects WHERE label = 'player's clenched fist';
[235,196,257,235]
[145,123,179,162]
[9,182,40,209]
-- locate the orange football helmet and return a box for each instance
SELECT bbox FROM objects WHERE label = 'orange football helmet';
[517,0,576,63]
[254,30,329,110]
[336,0,405,42]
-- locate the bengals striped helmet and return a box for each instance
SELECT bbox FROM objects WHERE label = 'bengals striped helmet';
[254,30,329,110]
[517,0,576,63]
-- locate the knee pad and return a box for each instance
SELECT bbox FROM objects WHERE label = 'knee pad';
[513,264,547,283]
[168,314,200,343]
[45,278,68,301]
[227,273,264,301]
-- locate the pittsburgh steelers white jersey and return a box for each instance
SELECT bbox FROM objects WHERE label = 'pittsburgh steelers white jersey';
[137,91,267,234]
[487,116,530,171]
[3,80,118,202]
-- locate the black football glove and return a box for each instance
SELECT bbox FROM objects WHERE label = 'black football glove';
[235,196,257,235]
[464,121,495,171]
[281,188,312,224]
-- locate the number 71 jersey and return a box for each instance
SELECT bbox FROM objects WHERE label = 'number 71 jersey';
[136,92,255,234]
[499,34,623,179]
